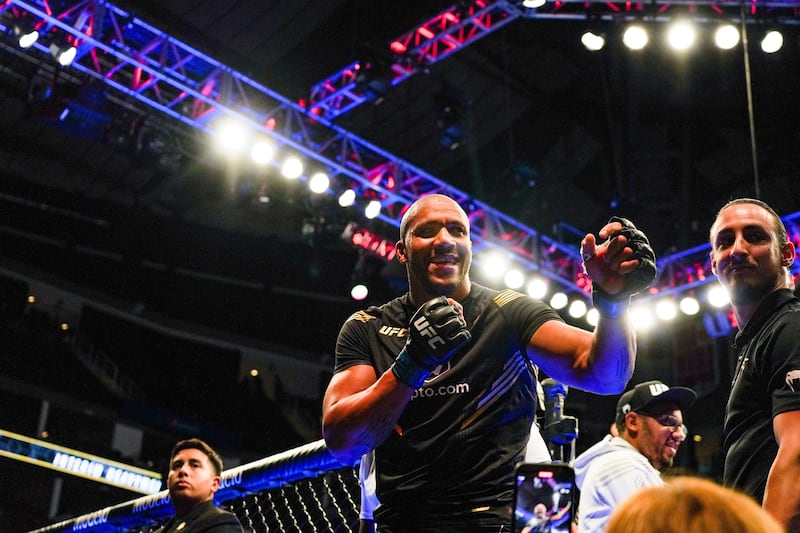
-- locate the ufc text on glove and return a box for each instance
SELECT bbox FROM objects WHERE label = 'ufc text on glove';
[391,296,472,388]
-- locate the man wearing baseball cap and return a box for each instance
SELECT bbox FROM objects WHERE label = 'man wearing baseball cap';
[574,380,697,533]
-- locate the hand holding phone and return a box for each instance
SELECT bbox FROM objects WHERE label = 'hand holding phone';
[512,463,576,533]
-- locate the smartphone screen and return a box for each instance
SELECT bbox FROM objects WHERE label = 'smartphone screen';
[512,463,575,533]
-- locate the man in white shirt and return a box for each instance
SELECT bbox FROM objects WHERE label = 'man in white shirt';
[574,380,696,533]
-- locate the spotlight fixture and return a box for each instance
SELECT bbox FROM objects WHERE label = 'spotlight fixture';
[581,31,605,51]
[714,24,740,50]
[308,172,330,194]
[338,189,356,207]
[504,269,525,290]
[761,30,783,54]
[281,156,304,179]
[568,299,588,319]
[666,21,696,51]
[364,199,381,219]
[13,20,40,49]
[623,25,648,50]
[526,278,548,299]
[49,35,77,67]
[251,138,275,165]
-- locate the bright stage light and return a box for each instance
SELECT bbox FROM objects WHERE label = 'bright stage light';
[281,156,303,179]
[568,299,588,319]
[581,31,605,52]
[351,283,368,301]
[586,308,599,327]
[707,285,730,308]
[715,25,740,50]
[679,296,700,316]
[308,172,330,194]
[364,200,381,219]
[526,278,548,300]
[338,189,356,207]
[504,269,525,289]
[655,299,678,321]
[623,25,648,50]
[214,118,249,154]
[761,30,783,54]
[630,306,654,331]
[50,42,77,66]
[480,252,509,280]
[550,292,568,310]
[667,21,696,51]
[251,139,275,165]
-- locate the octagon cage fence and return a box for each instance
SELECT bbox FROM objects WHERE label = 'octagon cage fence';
[29,440,362,533]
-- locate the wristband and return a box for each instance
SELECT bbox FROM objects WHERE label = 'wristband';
[391,348,430,389]
[592,289,630,319]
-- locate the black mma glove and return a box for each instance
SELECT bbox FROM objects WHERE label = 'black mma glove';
[391,296,472,388]
[593,216,657,318]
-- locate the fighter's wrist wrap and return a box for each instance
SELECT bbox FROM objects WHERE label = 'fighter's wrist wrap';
[592,287,630,319]
[391,347,430,389]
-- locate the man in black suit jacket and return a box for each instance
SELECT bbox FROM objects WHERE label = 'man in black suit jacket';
[156,438,243,533]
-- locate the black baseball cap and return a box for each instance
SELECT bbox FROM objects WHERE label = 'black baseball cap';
[615,380,697,425]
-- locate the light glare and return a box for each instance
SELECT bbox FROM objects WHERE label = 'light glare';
[364,200,381,219]
[715,25,740,49]
[309,172,330,194]
[481,253,509,279]
[215,119,249,153]
[251,140,275,165]
[586,308,599,327]
[351,284,369,301]
[568,299,588,318]
[680,296,700,315]
[505,269,525,289]
[526,278,548,299]
[630,306,654,331]
[338,189,356,207]
[667,22,695,50]
[655,299,678,321]
[623,25,648,50]
[281,156,303,179]
[550,292,568,310]
[761,30,783,54]
[581,31,605,51]
[707,285,730,308]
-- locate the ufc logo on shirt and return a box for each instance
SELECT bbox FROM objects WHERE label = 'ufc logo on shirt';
[412,315,445,350]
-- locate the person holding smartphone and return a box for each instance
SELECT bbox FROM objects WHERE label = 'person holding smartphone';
[323,194,656,531]
[573,380,696,533]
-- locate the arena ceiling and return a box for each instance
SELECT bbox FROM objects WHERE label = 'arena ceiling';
[1,0,800,341]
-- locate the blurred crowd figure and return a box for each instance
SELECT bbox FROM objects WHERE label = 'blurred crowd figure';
[606,476,784,533]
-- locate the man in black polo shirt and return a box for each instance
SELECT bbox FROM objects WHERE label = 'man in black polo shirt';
[710,198,800,532]
[323,194,656,532]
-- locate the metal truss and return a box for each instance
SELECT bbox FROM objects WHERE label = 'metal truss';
[0,0,589,296]
[307,0,521,120]
[307,0,800,121]
[1,0,799,303]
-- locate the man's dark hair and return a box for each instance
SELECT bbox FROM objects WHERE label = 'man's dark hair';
[170,438,224,476]
[711,198,788,250]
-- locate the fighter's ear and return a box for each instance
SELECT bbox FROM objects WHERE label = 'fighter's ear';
[396,239,408,264]
[781,240,795,267]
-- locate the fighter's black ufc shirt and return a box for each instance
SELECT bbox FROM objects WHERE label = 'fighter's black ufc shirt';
[335,283,562,528]
[723,289,800,502]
